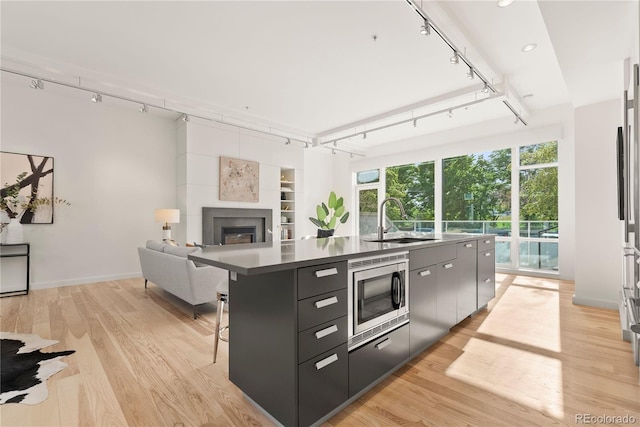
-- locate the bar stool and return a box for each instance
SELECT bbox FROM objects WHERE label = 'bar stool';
[213,278,229,363]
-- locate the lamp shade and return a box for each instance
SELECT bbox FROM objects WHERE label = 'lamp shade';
[155,209,180,224]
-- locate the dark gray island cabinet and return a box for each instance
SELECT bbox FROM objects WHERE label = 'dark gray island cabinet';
[189,235,495,427]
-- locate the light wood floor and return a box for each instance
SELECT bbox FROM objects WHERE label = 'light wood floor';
[1,274,638,426]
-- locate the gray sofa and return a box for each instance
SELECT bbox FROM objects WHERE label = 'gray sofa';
[138,240,228,318]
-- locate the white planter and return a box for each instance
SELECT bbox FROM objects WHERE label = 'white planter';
[5,218,24,244]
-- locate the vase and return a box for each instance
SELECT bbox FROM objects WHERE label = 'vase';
[5,218,24,244]
[316,229,335,238]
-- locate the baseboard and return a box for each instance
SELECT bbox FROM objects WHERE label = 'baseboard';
[31,272,143,290]
[572,294,618,310]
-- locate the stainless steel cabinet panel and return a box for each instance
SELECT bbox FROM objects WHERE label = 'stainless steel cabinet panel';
[298,316,348,363]
[298,289,347,332]
[437,260,457,330]
[348,324,410,397]
[477,236,496,252]
[299,344,348,427]
[456,241,477,323]
[477,250,496,308]
[409,266,441,355]
[297,261,347,300]
[409,244,457,269]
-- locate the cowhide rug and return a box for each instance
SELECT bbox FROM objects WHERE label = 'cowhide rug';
[1,332,75,405]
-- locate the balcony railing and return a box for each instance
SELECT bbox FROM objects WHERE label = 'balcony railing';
[387,219,559,271]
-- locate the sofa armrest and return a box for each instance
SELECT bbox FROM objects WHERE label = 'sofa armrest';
[187,262,228,305]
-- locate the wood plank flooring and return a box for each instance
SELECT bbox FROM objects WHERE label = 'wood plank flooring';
[1,274,638,426]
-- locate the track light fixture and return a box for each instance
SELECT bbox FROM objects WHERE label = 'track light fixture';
[362,132,367,140]
[181,114,189,122]
[450,51,459,65]
[514,116,519,124]
[420,19,430,36]
[413,119,418,128]
[447,109,453,118]
[91,93,102,103]
[481,83,490,94]
[304,142,309,148]
[139,104,148,113]
[466,67,474,80]
[285,138,291,145]
[331,149,336,155]
[29,79,44,90]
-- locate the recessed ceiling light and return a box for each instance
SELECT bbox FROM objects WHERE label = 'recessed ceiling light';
[522,43,537,52]
[497,0,514,7]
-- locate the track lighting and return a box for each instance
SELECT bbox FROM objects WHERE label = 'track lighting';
[350,153,354,159]
[91,93,102,103]
[514,116,519,124]
[333,141,337,147]
[29,79,44,90]
[481,83,490,94]
[447,109,453,118]
[467,67,474,80]
[413,119,418,128]
[181,114,189,122]
[362,132,367,140]
[285,138,291,145]
[304,142,309,148]
[332,149,336,155]
[139,104,148,113]
[450,52,459,65]
[420,19,430,36]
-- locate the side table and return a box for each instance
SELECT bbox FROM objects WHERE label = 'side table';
[0,243,30,297]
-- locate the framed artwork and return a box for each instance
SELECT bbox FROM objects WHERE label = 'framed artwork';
[0,152,55,224]
[219,156,259,202]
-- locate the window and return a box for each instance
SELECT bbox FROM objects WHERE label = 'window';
[356,169,379,184]
[385,162,435,232]
[518,141,558,271]
[357,187,378,235]
[442,149,511,236]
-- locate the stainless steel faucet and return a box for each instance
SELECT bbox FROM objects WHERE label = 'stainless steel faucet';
[378,197,407,240]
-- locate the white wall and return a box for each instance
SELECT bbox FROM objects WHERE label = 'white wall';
[1,74,177,288]
[176,119,340,243]
[573,99,623,308]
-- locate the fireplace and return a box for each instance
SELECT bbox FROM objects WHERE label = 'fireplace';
[202,207,273,246]
[222,226,256,245]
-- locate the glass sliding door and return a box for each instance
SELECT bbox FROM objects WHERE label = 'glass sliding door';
[518,141,559,271]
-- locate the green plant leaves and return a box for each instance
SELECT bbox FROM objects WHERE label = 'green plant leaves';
[309,217,325,229]
[316,204,327,221]
[309,192,350,231]
[328,191,337,209]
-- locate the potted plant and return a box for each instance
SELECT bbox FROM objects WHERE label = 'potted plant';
[1,171,70,243]
[309,191,349,237]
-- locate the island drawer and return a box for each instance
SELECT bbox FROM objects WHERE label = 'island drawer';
[298,289,347,332]
[348,323,409,397]
[409,245,456,270]
[298,316,347,363]
[297,261,347,300]
[299,344,348,427]
[477,237,495,252]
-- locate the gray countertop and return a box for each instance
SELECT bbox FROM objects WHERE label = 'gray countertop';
[189,233,494,275]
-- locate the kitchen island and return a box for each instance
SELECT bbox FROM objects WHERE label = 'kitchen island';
[190,234,495,427]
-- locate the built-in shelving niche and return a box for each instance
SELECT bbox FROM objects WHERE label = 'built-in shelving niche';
[280,168,295,240]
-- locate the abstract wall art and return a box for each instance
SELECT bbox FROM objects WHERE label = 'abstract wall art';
[219,156,259,202]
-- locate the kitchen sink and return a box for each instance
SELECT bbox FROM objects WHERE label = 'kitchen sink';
[366,237,437,244]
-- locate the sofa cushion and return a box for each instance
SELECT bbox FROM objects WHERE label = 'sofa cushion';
[146,240,166,252]
[164,245,201,258]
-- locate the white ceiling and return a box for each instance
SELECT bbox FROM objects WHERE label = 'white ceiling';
[1,1,637,155]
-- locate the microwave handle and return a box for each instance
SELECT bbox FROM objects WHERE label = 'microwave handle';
[391,272,402,309]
